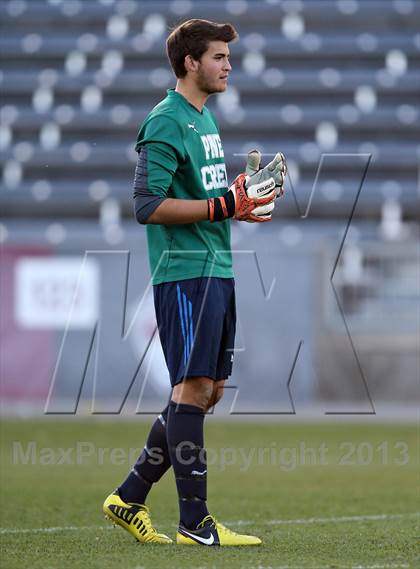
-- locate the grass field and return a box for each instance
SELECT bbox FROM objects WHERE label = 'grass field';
[0,419,418,569]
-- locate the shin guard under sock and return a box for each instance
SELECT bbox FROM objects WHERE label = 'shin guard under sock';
[118,404,171,504]
[166,400,209,529]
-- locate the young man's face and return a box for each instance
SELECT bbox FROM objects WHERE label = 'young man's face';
[192,40,232,94]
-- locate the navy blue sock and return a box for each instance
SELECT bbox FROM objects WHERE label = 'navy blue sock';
[166,400,209,529]
[118,404,171,505]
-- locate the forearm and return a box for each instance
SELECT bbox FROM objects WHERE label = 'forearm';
[145,175,274,225]
[146,198,209,224]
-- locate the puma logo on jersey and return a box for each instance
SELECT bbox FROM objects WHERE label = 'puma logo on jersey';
[188,123,199,133]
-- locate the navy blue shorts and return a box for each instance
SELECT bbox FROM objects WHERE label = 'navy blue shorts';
[153,277,236,386]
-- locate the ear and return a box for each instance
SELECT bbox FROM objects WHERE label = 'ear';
[184,54,199,73]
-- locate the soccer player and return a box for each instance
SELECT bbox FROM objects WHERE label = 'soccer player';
[103,19,286,546]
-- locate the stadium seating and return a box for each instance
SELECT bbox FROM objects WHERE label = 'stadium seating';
[1,0,419,218]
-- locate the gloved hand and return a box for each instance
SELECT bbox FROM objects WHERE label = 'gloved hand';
[231,173,276,222]
[207,173,276,223]
[245,149,287,198]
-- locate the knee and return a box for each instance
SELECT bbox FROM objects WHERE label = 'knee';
[194,382,214,410]
[206,382,224,411]
[172,377,214,410]
[212,384,224,406]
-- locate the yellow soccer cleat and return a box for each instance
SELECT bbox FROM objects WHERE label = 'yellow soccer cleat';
[177,514,262,546]
[103,491,172,544]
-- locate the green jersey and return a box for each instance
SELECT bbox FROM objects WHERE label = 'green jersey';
[135,89,233,285]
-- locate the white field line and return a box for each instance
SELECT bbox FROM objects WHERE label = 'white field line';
[0,525,112,535]
[179,565,412,569]
[0,512,418,536]
[157,562,417,569]
[172,565,411,569]
[230,512,420,526]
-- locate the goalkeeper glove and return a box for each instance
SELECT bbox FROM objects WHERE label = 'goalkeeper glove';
[245,149,287,197]
[208,173,276,223]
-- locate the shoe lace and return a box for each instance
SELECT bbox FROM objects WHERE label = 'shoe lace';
[137,505,157,536]
[197,514,216,529]
[197,514,235,535]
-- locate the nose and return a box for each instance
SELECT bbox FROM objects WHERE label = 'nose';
[224,58,232,71]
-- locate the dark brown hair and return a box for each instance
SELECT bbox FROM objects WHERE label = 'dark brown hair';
[166,19,239,78]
